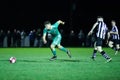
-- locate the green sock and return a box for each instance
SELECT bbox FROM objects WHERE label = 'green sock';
[51,48,56,56]
[59,47,68,53]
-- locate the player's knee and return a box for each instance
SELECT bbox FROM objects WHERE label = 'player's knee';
[57,46,61,49]
[108,42,113,48]
[94,47,97,50]
[97,47,103,52]
[57,45,62,49]
[50,45,55,49]
[116,45,120,49]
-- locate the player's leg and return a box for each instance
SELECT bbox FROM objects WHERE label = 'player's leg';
[57,44,67,52]
[53,36,71,58]
[50,44,57,60]
[115,44,120,55]
[114,40,120,55]
[50,44,56,56]
[49,36,61,60]
[108,41,114,49]
[97,38,112,62]
[91,42,97,60]
[57,44,71,58]
[97,46,112,62]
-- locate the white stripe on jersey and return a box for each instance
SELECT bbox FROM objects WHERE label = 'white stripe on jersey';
[97,21,108,39]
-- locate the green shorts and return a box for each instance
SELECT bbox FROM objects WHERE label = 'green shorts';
[52,35,62,45]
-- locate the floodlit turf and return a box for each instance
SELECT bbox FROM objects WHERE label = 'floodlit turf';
[0,48,120,80]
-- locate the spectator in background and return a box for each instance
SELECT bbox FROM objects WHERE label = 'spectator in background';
[29,29,36,47]
[60,29,64,35]
[0,30,5,47]
[21,30,26,47]
[12,29,17,47]
[86,35,91,47]
[36,28,42,47]
[7,30,12,47]
[16,30,21,47]
[68,30,75,46]
[78,30,85,47]
[60,29,65,45]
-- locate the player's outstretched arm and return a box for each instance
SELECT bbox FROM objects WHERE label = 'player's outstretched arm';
[109,31,118,35]
[57,20,65,25]
[88,22,98,36]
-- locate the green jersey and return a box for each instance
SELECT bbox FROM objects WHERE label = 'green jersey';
[43,22,61,38]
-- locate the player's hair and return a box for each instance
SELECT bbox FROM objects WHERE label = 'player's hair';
[97,16,103,18]
[111,20,116,22]
[44,21,51,25]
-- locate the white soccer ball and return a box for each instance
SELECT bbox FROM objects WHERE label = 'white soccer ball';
[9,57,16,63]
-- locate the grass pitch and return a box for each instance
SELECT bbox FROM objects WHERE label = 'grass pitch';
[0,48,120,80]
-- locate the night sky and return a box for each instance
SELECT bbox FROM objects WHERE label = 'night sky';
[0,0,120,33]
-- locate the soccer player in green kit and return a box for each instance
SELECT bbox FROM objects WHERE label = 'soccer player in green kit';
[42,20,71,60]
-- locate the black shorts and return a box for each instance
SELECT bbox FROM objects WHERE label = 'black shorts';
[111,39,120,44]
[96,38,103,46]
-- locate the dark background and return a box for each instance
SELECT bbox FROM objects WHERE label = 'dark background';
[0,0,120,34]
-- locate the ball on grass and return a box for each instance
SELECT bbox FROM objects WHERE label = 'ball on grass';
[9,57,16,63]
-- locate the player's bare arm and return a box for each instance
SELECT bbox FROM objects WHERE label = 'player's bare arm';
[109,31,118,35]
[106,32,110,44]
[88,22,98,36]
[57,20,65,25]
[42,34,47,44]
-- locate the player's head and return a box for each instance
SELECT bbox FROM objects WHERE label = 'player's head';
[44,21,52,30]
[97,16,103,22]
[111,20,116,26]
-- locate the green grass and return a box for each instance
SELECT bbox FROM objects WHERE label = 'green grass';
[0,48,120,80]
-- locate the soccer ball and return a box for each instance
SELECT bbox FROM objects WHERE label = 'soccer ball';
[9,57,16,63]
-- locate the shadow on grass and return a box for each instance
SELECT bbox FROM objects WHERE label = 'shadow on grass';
[58,59,80,62]
[0,59,42,63]
[0,60,9,61]
[0,59,115,63]
[18,60,41,62]
[0,59,81,63]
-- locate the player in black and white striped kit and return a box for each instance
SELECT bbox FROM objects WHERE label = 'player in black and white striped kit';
[107,20,120,55]
[88,16,112,63]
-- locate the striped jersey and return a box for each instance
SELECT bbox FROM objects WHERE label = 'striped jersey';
[111,26,119,40]
[96,21,108,39]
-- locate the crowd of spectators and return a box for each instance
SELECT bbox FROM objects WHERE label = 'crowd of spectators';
[0,28,98,47]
